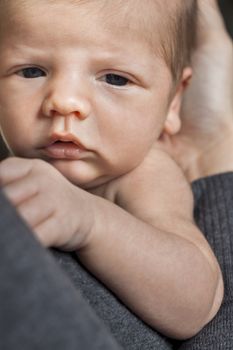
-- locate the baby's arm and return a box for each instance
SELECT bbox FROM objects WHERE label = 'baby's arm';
[77,149,223,340]
[0,154,223,340]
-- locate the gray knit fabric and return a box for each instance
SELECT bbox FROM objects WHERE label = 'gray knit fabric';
[54,172,233,350]
[52,250,173,350]
[176,173,233,350]
[0,191,121,350]
[1,172,232,349]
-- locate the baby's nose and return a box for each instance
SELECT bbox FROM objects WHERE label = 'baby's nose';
[42,83,91,120]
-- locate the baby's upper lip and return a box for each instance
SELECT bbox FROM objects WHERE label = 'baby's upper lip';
[47,132,87,150]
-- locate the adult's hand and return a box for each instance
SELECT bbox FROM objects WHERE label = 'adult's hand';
[171,0,233,181]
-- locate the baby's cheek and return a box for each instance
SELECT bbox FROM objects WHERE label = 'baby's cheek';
[2,133,32,158]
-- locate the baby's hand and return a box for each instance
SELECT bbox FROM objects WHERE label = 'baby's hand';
[0,157,93,250]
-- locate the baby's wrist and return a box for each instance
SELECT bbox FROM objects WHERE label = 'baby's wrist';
[60,189,96,252]
[78,192,97,250]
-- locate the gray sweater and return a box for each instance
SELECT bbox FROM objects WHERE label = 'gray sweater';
[53,172,233,350]
[0,173,232,349]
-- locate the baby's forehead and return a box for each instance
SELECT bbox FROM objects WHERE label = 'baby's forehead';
[98,0,180,62]
[0,0,180,65]
[86,0,179,39]
[80,0,181,60]
[1,0,179,39]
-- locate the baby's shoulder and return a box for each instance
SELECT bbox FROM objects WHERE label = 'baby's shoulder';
[113,148,193,220]
[89,148,193,219]
[115,148,186,195]
[87,151,160,202]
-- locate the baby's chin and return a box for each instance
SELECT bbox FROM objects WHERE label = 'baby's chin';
[47,158,112,190]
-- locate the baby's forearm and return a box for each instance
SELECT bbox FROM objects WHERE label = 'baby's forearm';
[77,194,223,340]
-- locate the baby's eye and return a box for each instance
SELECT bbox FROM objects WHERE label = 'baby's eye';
[104,74,129,86]
[17,67,46,79]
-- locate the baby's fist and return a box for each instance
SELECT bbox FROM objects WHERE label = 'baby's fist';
[0,157,94,250]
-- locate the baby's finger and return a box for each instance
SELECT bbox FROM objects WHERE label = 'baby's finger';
[0,157,33,186]
[16,194,54,232]
[2,174,38,206]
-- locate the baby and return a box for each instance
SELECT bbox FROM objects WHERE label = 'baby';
[0,0,224,340]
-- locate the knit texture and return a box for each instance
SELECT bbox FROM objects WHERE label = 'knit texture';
[54,172,233,350]
[53,250,173,350]
[1,171,232,349]
[0,190,121,350]
[176,173,233,350]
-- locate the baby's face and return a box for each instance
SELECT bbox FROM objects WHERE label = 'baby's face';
[0,0,173,189]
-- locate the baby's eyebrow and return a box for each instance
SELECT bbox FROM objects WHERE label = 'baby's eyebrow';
[3,44,49,60]
[5,44,152,67]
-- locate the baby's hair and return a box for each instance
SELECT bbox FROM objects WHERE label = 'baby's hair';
[159,0,198,84]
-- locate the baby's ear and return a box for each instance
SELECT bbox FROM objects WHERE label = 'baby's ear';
[163,67,192,136]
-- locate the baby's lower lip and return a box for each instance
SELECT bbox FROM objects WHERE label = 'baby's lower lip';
[42,141,86,159]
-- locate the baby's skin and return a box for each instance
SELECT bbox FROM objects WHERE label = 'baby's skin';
[0,0,223,340]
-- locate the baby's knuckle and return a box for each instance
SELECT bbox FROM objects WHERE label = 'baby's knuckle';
[32,158,46,169]
[31,159,53,177]
[0,157,15,169]
[0,158,14,178]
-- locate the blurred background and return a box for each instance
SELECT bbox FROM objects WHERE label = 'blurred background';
[219,0,233,36]
[0,0,233,160]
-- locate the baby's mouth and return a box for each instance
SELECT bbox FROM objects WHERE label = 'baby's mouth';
[42,140,86,159]
[40,132,88,159]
